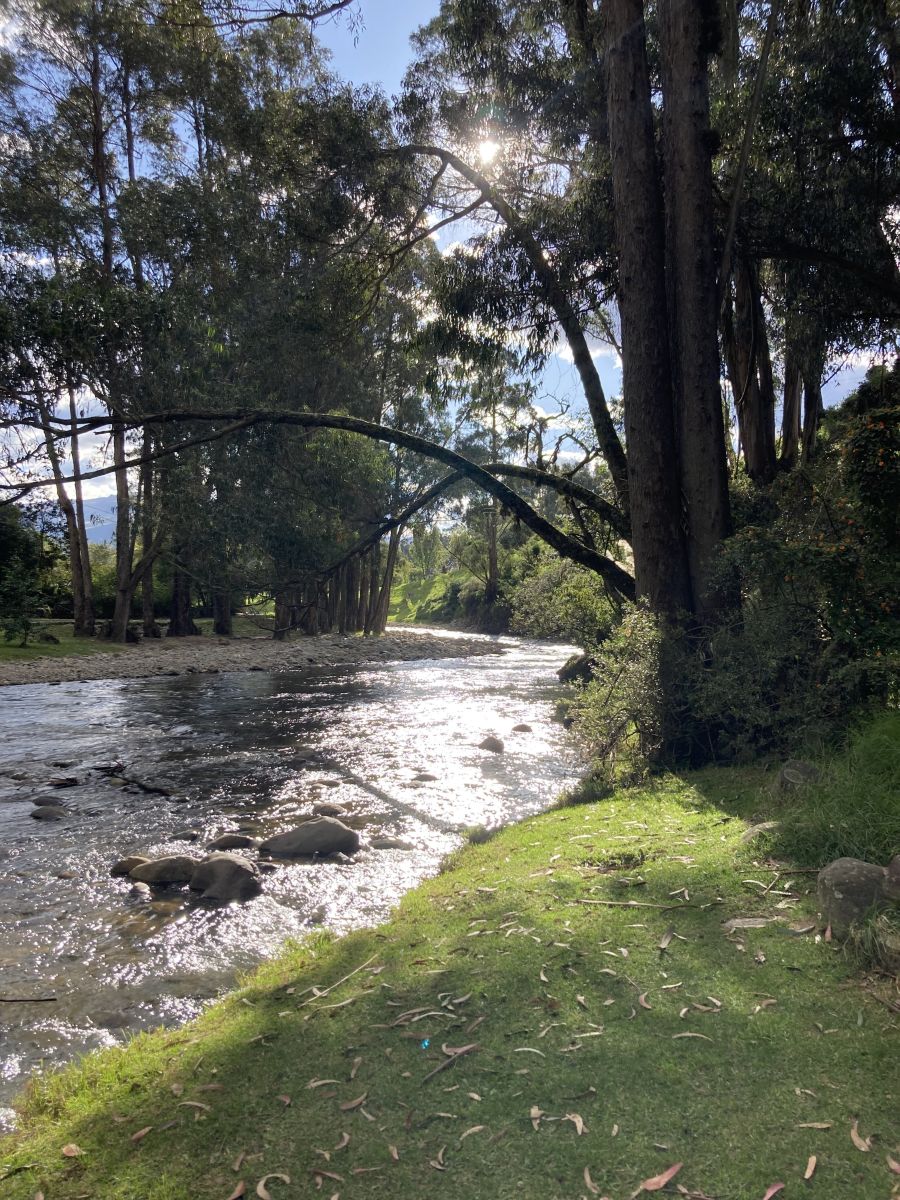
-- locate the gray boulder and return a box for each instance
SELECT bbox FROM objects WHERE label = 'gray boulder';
[370,836,413,851]
[478,735,505,754]
[260,817,360,858]
[30,805,68,821]
[129,855,202,885]
[111,855,151,877]
[189,853,262,903]
[511,723,532,733]
[312,802,348,818]
[207,832,259,851]
[171,829,200,842]
[817,855,900,937]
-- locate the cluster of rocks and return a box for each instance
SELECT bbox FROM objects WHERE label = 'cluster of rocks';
[817,854,900,942]
[109,811,418,906]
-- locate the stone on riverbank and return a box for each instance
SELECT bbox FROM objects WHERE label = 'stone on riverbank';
[129,855,202,885]
[260,817,360,858]
[311,802,348,818]
[189,852,262,903]
[817,855,900,937]
[370,836,413,851]
[511,723,532,733]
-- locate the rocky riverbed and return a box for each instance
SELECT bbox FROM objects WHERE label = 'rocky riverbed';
[0,627,506,688]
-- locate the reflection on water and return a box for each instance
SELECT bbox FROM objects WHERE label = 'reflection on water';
[0,631,581,1124]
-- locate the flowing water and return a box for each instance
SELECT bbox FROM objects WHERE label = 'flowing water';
[0,631,582,1127]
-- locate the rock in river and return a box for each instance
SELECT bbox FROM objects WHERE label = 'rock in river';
[129,855,201,885]
[260,817,360,858]
[189,852,262,903]
[111,855,151,877]
[478,735,505,754]
[207,832,259,851]
[312,802,347,818]
[30,805,69,821]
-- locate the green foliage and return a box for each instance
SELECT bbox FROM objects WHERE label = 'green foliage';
[508,539,616,647]
[773,712,900,868]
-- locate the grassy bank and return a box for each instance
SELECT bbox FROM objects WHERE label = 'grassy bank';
[2,736,898,1199]
[0,617,272,666]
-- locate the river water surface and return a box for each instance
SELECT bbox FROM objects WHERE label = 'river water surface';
[0,631,582,1127]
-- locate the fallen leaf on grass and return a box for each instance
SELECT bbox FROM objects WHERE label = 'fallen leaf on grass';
[641,1162,683,1191]
[804,1156,816,1180]
[275,1095,291,1106]
[429,1146,447,1170]
[795,1122,832,1130]
[256,1174,290,1199]
[177,1101,211,1112]
[577,995,588,1009]
[583,1165,600,1195]
[350,1056,362,1079]
[339,1093,367,1111]
[460,1125,485,1141]
[638,993,652,1010]
[514,1047,546,1057]
[232,1152,246,1172]
[530,1105,544,1131]
[563,1113,587,1135]
[310,1169,343,1183]
[307,1078,340,1089]
[61,1144,84,1158]
[723,917,777,932]
[389,1144,400,1161]
[672,1033,713,1041]
[887,1154,900,1174]
[225,1184,246,1200]
[334,1132,350,1151]
[130,1126,153,1144]
[850,1119,871,1151]
[170,1082,184,1096]
[761,1185,784,1200]
[658,929,675,952]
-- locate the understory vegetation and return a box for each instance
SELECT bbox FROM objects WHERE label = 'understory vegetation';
[2,724,897,1200]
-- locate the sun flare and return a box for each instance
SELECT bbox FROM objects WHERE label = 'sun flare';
[477,138,500,165]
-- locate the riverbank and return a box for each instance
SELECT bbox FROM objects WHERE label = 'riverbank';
[2,738,897,1199]
[0,628,508,688]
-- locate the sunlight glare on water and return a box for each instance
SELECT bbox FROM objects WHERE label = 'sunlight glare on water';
[0,631,583,1125]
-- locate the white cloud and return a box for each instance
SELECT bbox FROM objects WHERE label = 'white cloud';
[554,342,622,370]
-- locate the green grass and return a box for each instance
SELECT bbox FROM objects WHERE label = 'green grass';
[388,571,466,625]
[2,745,897,1199]
[772,711,900,867]
[0,624,127,664]
[0,615,275,665]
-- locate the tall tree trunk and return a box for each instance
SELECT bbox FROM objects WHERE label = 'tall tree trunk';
[605,0,693,616]
[726,261,776,484]
[68,383,94,634]
[780,343,803,470]
[140,433,160,636]
[364,545,381,635]
[212,589,232,636]
[658,0,732,612]
[168,548,199,637]
[109,423,135,642]
[801,359,824,464]
[374,527,402,634]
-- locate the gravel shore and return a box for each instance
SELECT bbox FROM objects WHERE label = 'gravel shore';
[0,628,507,688]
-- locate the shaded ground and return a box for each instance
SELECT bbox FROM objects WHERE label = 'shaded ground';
[1,764,897,1199]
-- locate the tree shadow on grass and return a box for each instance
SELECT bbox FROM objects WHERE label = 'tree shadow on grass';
[4,774,896,1200]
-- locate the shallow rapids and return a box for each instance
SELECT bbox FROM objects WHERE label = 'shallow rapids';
[0,631,582,1126]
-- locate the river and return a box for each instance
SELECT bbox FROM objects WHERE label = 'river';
[0,631,582,1128]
